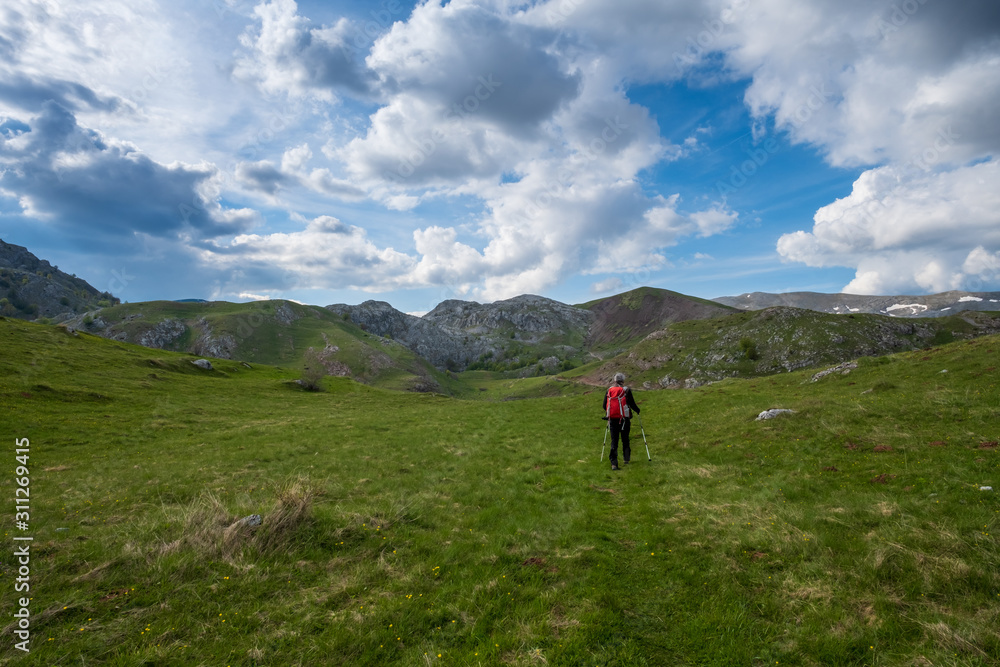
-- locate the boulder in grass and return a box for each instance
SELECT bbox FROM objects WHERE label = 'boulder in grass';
[756,408,796,421]
[192,359,213,370]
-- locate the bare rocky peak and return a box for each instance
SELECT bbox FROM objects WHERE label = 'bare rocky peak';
[423,294,594,336]
[326,294,596,371]
[0,240,56,272]
[327,300,421,339]
[327,300,498,369]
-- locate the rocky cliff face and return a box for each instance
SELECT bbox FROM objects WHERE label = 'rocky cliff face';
[327,295,596,371]
[325,300,501,369]
[424,294,595,339]
[0,239,118,321]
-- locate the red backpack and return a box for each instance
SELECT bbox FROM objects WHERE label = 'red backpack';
[606,385,630,419]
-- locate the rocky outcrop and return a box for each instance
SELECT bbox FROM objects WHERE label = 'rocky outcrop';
[811,361,858,382]
[137,319,187,349]
[424,294,594,340]
[327,300,492,369]
[192,332,238,359]
[756,408,795,420]
[274,302,300,325]
[0,239,118,321]
[327,301,421,339]
[328,295,596,371]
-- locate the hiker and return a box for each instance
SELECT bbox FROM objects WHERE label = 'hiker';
[603,372,640,470]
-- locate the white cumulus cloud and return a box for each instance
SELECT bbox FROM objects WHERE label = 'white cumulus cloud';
[778,160,1000,294]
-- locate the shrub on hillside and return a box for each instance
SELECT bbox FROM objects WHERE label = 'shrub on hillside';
[300,347,327,391]
[739,337,760,361]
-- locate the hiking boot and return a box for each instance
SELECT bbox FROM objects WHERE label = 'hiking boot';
[611,464,619,470]
[623,460,630,465]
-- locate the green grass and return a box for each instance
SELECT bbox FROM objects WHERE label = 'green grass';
[1,318,998,665]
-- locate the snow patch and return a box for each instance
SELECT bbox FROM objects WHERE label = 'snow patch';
[958,296,983,303]
[885,303,928,314]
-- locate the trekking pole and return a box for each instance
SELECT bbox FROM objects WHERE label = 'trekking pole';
[638,412,651,461]
[600,418,609,462]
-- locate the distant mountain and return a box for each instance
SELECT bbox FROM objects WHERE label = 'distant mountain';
[328,294,597,373]
[16,239,1000,393]
[713,290,1000,317]
[30,278,1000,394]
[325,300,496,371]
[424,294,594,339]
[62,281,1000,393]
[579,286,735,346]
[0,239,118,321]
[59,287,715,386]
[326,289,737,374]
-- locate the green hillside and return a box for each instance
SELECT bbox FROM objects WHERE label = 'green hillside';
[74,299,443,392]
[1,317,997,665]
[585,306,1000,388]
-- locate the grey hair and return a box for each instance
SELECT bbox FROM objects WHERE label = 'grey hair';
[613,372,625,385]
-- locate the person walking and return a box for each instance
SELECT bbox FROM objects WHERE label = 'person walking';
[603,372,640,470]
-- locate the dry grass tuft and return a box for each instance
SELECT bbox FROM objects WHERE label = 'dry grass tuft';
[919,621,993,659]
[161,478,317,562]
[502,646,550,666]
[874,501,895,516]
[239,478,315,554]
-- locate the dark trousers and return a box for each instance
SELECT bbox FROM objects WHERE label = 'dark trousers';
[609,418,631,465]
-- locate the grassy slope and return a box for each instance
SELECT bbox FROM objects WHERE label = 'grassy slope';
[78,300,442,392]
[587,307,1000,388]
[1,318,998,666]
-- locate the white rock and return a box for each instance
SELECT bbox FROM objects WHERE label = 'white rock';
[756,408,796,421]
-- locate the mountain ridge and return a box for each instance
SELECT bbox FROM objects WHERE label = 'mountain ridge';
[712,290,1000,317]
[577,305,1000,391]
[11,241,1000,393]
[62,285,1000,393]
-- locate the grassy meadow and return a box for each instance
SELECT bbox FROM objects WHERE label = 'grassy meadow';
[1,317,998,665]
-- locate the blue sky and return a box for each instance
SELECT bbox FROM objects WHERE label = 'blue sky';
[1,0,998,314]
